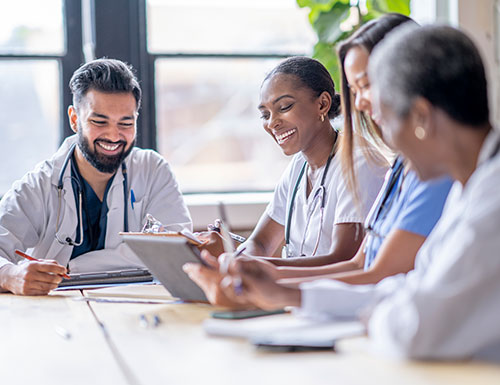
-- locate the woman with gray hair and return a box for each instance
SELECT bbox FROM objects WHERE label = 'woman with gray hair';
[365,23,500,360]
[216,24,500,360]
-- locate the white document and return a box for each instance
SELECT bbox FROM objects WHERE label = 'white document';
[251,321,365,348]
[203,313,365,347]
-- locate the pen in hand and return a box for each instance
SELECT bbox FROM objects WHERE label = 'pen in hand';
[219,247,246,275]
[14,249,71,279]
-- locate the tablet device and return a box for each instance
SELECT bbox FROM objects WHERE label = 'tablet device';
[121,234,208,302]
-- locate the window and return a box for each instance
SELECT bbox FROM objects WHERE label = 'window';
[147,0,316,192]
[0,0,65,194]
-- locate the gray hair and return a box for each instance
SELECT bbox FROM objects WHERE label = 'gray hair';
[369,24,489,126]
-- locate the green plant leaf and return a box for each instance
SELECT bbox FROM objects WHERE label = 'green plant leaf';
[366,0,411,15]
[312,3,351,43]
[361,9,383,24]
[297,0,348,7]
[312,41,340,87]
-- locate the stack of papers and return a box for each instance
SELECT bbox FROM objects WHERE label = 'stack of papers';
[203,314,365,349]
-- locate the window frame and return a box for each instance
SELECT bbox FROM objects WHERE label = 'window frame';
[1,0,307,194]
[93,0,302,174]
[0,0,84,143]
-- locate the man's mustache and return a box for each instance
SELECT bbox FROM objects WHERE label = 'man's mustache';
[94,139,127,146]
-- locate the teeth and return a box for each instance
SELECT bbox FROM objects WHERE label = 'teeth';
[275,129,296,144]
[98,142,120,151]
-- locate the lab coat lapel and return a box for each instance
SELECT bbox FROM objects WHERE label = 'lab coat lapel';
[45,160,78,267]
[105,167,125,249]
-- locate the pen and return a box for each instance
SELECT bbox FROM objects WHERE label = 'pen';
[131,189,136,210]
[219,246,246,275]
[208,224,247,244]
[15,249,71,279]
[54,325,72,340]
[139,314,162,328]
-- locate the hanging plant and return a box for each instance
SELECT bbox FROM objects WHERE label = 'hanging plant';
[297,0,411,85]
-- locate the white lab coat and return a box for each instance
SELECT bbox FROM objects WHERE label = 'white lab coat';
[0,135,192,274]
[299,129,500,361]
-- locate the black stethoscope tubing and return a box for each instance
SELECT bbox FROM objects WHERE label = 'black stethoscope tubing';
[364,156,404,237]
[284,132,337,255]
[55,143,129,246]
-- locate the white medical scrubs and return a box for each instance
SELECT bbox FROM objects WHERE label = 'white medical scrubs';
[266,145,386,258]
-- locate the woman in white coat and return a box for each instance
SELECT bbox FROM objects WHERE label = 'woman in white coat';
[217,25,500,361]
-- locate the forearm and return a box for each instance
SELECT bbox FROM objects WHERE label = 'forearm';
[272,258,364,280]
[279,265,392,287]
[329,268,391,285]
[0,264,14,292]
[271,286,302,309]
[264,252,350,267]
[267,223,364,267]
[240,239,273,257]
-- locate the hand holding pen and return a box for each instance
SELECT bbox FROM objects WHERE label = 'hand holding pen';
[0,250,70,295]
[207,219,247,244]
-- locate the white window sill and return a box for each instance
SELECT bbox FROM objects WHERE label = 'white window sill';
[184,192,273,232]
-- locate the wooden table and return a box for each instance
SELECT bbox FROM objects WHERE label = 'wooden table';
[1,284,500,385]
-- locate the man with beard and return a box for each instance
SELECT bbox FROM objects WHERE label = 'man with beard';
[0,59,192,295]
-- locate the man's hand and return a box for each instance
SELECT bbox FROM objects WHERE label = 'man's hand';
[0,261,67,296]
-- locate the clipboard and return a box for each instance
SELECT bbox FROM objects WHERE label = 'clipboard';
[121,233,209,302]
[119,229,207,246]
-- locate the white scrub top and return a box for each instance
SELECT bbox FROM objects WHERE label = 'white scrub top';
[299,129,500,361]
[266,145,386,258]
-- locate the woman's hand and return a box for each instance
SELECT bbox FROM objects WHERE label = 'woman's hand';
[220,258,302,310]
[183,250,251,309]
[195,231,225,258]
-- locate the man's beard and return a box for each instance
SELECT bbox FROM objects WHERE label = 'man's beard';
[77,129,135,174]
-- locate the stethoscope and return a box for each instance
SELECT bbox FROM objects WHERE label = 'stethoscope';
[54,143,129,246]
[364,156,404,239]
[282,134,337,258]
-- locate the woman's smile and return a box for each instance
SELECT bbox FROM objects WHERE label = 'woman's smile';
[274,128,297,145]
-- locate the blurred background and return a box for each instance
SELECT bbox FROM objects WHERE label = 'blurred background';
[1,0,498,229]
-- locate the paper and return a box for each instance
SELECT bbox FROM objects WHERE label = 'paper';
[203,313,365,347]
[203,314,311,338]
[251,321,365,348]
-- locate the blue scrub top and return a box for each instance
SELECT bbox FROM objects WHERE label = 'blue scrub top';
[70,155,115,260]
[363,159,453,270]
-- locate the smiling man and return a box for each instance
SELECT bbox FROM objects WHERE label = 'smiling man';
[0,58,192,295]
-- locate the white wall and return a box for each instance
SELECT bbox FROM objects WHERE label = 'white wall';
[411,0,500,126]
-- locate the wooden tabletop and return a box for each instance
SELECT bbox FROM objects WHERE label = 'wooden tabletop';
[1,283,499,385]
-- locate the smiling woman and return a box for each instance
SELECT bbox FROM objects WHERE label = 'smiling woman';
[197,57,387,264]
[185,56,387,307]
[247,57,386,265]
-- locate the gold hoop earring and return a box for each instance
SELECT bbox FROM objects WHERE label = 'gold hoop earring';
[320,114,325,122]
[414,126,426,140]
